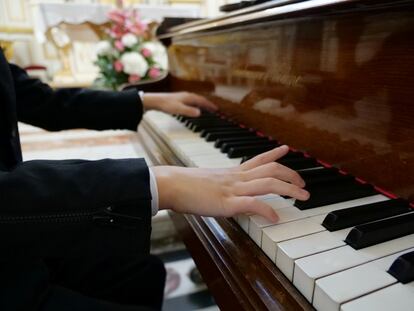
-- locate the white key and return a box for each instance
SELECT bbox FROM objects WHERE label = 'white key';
[250,195,387,249]
[248,199,296,245]
[179,142,218,156]
[261,214,326,261]
[191,153,242,168]
[314,247,414,311]
[169,136,202,146]
[237,215,250,233]
[293,233,414,302]
[163,127,198,139]
[276,196,390,280]
[341,281,414,311]
[276,228,351,281]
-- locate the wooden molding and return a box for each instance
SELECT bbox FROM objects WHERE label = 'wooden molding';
[0,26,33,34]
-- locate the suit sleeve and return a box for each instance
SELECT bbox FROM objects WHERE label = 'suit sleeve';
[0,158,153,258]
[10,63,143,131]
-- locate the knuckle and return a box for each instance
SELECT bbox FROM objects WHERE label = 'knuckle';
[255,154,266,163]
[244,197,256,206]
[292,171,303,182]
[270,162,280,170]
[239,170,249,182]
[287,183,300,195]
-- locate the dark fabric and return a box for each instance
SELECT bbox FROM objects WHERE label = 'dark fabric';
[0,48,157,309]
[1,256,166,311]
[39,255,166,311]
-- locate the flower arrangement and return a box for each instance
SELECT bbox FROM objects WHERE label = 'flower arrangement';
[94,8,168,90]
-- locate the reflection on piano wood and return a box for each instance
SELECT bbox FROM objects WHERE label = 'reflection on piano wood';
[136,1,414,310]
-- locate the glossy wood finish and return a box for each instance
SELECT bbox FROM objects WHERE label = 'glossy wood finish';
[167,0,414,201]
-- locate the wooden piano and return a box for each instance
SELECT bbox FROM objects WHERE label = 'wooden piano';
[134,1,414,310]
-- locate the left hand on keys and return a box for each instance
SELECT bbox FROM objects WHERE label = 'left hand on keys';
[142,91,217,117]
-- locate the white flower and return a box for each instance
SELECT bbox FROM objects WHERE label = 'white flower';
[121,33,139,48]
[141,41,168,70]
[96,41,112,56]
[120,52,148,76]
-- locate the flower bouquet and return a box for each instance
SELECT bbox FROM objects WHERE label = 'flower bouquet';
[94,8,168,90]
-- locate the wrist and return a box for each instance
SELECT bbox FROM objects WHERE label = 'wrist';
[152,166,176,211]
[142,93,161,111]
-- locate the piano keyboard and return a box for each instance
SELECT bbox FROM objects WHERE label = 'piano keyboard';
[143,110,414,311]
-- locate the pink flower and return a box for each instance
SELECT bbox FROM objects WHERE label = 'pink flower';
[107,9,126,24]
[148,67,161,79]
[141,48,151,58]
[110,25,124,39]
[128,22,147,36]
[128,74,141,83]
[114,40,124,51]
[113,60,123,72]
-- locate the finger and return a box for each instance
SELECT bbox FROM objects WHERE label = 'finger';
[185,93,218,111]
[240,145,289,171]
[234,178,310,201]
[243,162,305,188]
[228,196,279,222]
[177,104,201,117]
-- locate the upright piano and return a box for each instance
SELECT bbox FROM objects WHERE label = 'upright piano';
[135,1,414,310]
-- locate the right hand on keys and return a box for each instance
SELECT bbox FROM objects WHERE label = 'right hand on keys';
[152,145,310,222]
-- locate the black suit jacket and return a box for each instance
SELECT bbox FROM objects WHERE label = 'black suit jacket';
[0,49,153,309]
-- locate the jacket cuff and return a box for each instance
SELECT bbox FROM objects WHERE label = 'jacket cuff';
[116,88,144,131]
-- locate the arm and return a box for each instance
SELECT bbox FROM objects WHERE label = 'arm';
[0,158,152,258]
[11,63,217,131]
[11,63,142,131]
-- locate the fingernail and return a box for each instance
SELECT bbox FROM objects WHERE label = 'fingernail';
[301,190,310,200]
[271,213,279,223]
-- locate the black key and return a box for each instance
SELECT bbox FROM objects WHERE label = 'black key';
[281,151,306,160]
[295,182,377,210]
[345,212,414,250]
[227,143,279,158]
[192,122,235,132]
[221,140,278,153]
[305,174,357,191]
[177,115,193,122]
[184,116,223,125]
[182,114,218,124]
[388,251,414,284]
[305,173,355,187]
[184,119,220,128]
[241,150,305,163]
[299,167,338,180]
[278,157,320,171]
[323,199,411,231]
[201,127,245,138]
[214,136,268,148]
[205,131,257,142]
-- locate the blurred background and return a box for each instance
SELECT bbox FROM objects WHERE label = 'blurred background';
[0,0,235,88]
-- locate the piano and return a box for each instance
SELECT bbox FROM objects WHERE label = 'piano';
[134,0,414,310]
